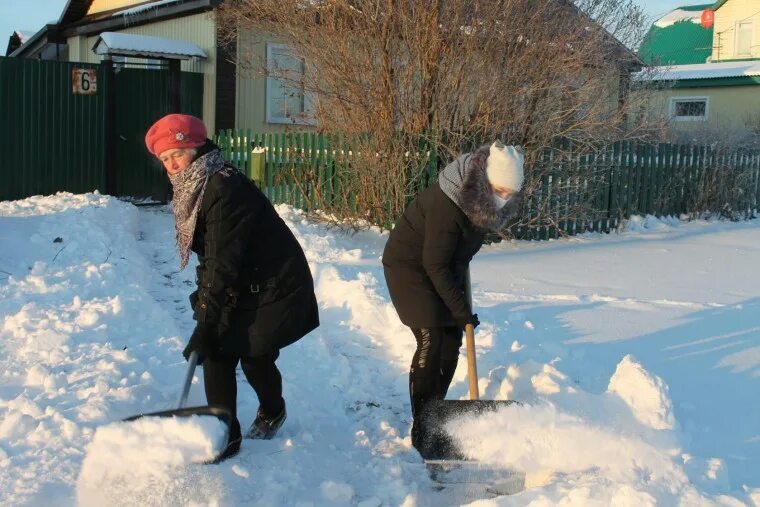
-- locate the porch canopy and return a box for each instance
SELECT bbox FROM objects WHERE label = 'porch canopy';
[92,31,207,61]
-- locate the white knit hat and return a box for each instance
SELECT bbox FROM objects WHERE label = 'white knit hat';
[486,142,524,191]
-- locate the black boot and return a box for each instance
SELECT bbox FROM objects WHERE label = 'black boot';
[411,392,439,458]
[209,418,242,464]
[246,402,287,440]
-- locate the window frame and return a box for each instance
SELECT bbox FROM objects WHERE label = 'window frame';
[265,43,314,125]
[735,20,754,57]
[670,96,710,122]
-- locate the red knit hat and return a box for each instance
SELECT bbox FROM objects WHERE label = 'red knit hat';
[145,114,207,156]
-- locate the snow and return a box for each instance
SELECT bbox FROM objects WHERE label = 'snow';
[636,60,760,82]
[76,415,228,506]
[112,0,181,17]
[94,32,207,60]
[654,8,704,28]
[607,355,675,431]
[1,192,759,505]
[14,30,34,44]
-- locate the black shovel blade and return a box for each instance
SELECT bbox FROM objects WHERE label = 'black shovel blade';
[418,400,517,461]
[122,405,233,464]
[123,405,232,423]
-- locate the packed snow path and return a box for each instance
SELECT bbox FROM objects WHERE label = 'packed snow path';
[0,193,758,506]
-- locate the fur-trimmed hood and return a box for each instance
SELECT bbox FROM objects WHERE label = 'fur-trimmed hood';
[438,144,522,231]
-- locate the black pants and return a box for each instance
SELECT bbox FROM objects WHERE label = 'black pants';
[409,326,463,418]
[202,350,285,438]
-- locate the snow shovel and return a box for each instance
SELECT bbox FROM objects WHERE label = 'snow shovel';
[418,270,518,462]
[122,351,233,464]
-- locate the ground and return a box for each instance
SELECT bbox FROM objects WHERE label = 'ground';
[0,193,758,506]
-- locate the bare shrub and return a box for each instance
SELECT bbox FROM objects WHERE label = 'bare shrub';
[219,0,662,230]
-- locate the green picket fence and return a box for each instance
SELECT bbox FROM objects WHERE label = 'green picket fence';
[215,130,760,238]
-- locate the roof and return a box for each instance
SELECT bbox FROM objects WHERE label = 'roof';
[638,4,714,66]
[8,24,61,57]
[5,31,36,56]
[14,30,35,44]
[58,0,94,25]
[636,60,760,81]
[712,0,729,10]
[58,0,217,38]
[639,21,713,66]
[92,31,207,60]
[654,4,713,28]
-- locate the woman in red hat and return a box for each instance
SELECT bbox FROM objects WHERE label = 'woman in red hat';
[145,113,319,461]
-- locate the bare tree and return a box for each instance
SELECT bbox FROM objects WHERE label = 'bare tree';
[219,0,663,229]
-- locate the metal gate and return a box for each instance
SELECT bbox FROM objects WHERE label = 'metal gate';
[0,56,203,202]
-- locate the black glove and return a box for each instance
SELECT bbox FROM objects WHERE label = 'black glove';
[458,313,480,330]
[188,290,199,310]
[183,323,219,363]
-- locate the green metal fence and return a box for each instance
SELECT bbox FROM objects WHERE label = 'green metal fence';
[0,56,204,202]
[0,58,106,201]
[115,67,203,198]
[216,130,760,238]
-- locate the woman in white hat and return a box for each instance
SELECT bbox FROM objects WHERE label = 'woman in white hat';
[382,142,524,456]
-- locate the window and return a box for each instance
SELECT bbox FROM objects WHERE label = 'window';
[670,97,709,122]
[266,43,313,125]
[737,21,753,57]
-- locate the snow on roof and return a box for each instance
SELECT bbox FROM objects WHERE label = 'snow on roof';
[654,5,710,28]
[14,30,35,44]
[112,0,181,17]
[636,60,760,81]
[93,32,207,60]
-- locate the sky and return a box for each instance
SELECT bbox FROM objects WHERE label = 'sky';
[0,0,68,45]
[1,0,709,53]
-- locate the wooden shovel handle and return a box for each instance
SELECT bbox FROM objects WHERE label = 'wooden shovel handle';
[464,268,479,400]
[465,323,479,400]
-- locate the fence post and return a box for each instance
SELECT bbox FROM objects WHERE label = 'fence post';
[103,56,117,196]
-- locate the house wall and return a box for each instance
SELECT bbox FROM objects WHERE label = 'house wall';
[235,31,313,133]
[712,0,760,61]
[648,84,760,132]
[88,0,144,15]
[65,12,217,133]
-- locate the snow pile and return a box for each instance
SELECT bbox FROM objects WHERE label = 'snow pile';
[0,193,191,505]
[607,354,675,430]
[623,214,682,233]
[1,192,758,505]
[445,356,732,505]
[76,415,227,506]
[79,415,227,477]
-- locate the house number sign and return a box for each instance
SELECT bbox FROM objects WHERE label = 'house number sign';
[72,68,97,95]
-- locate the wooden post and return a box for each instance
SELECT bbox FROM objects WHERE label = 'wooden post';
[103,56,117,196]
[169,59,181,113]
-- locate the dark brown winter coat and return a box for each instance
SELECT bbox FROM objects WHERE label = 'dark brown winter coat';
[382,145,521,328]
[190,169,319,357]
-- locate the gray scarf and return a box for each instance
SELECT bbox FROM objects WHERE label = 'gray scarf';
[438,145,522,231]
[438,152,473,209]
[168,149,231,269]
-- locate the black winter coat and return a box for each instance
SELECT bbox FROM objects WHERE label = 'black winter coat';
[382,144,521,329]
[190,169,319,357]
[383,184,484,328]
